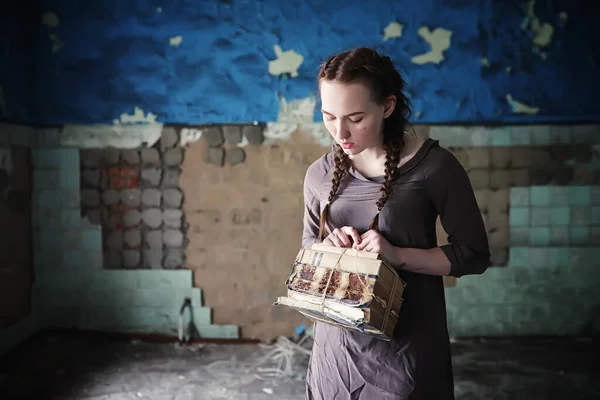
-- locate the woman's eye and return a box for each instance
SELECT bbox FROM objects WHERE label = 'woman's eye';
[325,116,335,121]
[349,118,362,123]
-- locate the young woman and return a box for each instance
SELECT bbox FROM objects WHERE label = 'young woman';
[301,47,491,399]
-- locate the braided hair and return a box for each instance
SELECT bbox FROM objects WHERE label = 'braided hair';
[316,48,412,241]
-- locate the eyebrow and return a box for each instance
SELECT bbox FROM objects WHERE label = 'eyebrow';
[321,110,365,117]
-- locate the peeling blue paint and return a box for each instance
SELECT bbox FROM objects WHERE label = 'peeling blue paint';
[0,0,599,125]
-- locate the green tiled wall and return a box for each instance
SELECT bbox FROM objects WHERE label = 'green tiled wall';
[1,147,239,356]
[446,186,600,337]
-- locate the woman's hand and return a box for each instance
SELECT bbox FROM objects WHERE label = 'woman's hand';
[323,226,362,248]
[355,229,399,264]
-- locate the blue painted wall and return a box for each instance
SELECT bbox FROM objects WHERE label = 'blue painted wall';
[1,0,599,125]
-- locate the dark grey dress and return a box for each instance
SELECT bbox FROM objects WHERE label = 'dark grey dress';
[301,138,491,399]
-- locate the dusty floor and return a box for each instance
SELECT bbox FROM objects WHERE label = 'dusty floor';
[0,331,598,400]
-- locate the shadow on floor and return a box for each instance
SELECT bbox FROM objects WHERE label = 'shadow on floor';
[0,330,598,400]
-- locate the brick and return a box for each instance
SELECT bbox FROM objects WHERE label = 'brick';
[550,126,572,144]
[32,149,79,170]
[467,170,490,189]
[85,209,102,225]
[141,168,161,186]
[530,227,550,246]
[531,207,551,226]
[123,230,141,248]
[530,126,551,145]
[203,126,223,147]
[123,250,140,268]
[33,170,59,190]
[82,169,100,187]
[489,170,511,190]
[141,148,160,165]
[80,189,100,208]
[58,168,79,189]
[510,127,532,146]
[142,188,161,206]
[123,209,141,228]
[225,147,246,166]
[205,147,224,166]
[163,148,183,167]
[161,126,179,149]
[163,209,182,228]
[592,206,600,225]
[143,249,163,269]
[104,251,122,268]
[121,149,140,165]
[243,125,263,145]
[511,169,530,187]
[134,269,193,288]
[163,247,184,269]
[530,149,555,168]
[163,188,183,208]
[223,125,243,144]
[509,207,529,226]
[490,148,510,169]
[106,231,123,250]
[162,168,180,187]
[34,189,81,210]
[163,230,184,247]
[592,187,600,205]
[489,229,509,248]
[530,186,550,206]
[142,209,162,228]
[510,188,530,206]
[121,189,141,207]
[101,148,120,165]
[490,248,508,266]
[101,189,120,205]
[568,186,591,205]
[489,189,509,213]
[80,150,102,169]
[548,207,570,225]
[491,128,511,146]
[510,148,532,168]
[570,227,589,245]
[82,228,102,250]
[550,227,569,245]
[590,228,600,245]
[465,148,490,169]
[473,189,490,212]
[145,230,162,248]
[571,207,591,225]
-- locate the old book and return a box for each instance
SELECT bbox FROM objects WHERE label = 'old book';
[274,244,406,341]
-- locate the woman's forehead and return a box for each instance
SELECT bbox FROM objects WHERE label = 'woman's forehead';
[320,80,374,111]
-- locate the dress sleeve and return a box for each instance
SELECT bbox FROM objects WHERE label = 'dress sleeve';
[425,149,491,277]
[301,162,324,249]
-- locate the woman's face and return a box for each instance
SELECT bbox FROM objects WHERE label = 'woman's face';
[319,79,395,156]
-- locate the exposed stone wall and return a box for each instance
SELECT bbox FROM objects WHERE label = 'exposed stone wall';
[79,128,186,270]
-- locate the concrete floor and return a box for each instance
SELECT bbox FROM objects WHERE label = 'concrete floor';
[0,331,598,400]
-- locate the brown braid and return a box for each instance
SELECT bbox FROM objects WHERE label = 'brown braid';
[318,145,350,241]
[368,140,403,232]
[316,47,412,241]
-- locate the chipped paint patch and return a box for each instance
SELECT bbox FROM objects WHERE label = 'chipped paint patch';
[60,124,163,148]
[41,12,59,27]
[411,27,452,65]
[277,95,316,123]
[180,127,203,146]
[157,7,163,13]
[522,0,554,48]
[506,94,539,115]
[268,45,303,77]
[481,57,490,68]
[169,36,182,47]
[383,22,403,41]
[113,107,158,125]
[505,66,512,73]
[49,34,63,52]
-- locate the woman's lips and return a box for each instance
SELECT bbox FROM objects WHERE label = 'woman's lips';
[341,142,355,149]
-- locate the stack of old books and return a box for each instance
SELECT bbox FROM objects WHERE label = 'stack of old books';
[274,244,406,341]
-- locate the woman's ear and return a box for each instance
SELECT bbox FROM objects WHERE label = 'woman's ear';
[383,95,396,118]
